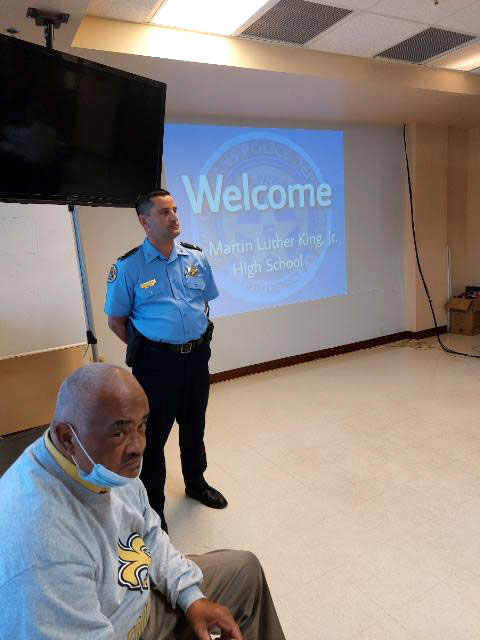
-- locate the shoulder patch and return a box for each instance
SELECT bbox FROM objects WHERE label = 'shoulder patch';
[180,241,202,252]
[107,264,117,283]
[118,246,140,261]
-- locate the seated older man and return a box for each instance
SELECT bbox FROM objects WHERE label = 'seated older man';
[0,364,285,640]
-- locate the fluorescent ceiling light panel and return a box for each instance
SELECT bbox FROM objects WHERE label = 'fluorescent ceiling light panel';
[445,53,480,71]
[431,41,480,71]
[151,0,268,35]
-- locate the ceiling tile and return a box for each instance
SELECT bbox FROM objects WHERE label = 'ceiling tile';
[87,0,161,23]
[240,0,352,45]
[437,3,480,36]
[308,13,423,57]
[377,27,476,63]
[371,0,475,25]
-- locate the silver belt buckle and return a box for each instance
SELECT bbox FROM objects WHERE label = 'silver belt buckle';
[181,341,193,354]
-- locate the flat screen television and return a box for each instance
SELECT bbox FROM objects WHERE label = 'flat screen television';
[0,34,166,207]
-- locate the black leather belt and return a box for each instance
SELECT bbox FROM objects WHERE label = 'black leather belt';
[143,334,205,354]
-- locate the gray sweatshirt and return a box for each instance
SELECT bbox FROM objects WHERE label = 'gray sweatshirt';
[0,431,204,639]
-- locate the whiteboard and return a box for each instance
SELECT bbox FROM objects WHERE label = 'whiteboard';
[0,202,86,358]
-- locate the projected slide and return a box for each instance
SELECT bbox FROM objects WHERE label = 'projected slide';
[163,124,346,317]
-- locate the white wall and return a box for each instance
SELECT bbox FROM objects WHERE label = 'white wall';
[77,123,405,374]
[77,203,144,366]
[0,202,86,358]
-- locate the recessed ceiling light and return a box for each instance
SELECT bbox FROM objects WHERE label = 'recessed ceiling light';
[431,40,480,72]
[151,0,268,36]
[451,53,480,71]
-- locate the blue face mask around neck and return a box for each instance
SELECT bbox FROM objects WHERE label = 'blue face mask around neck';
[68,424,142,490]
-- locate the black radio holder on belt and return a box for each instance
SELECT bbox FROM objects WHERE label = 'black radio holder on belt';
[205,319,214,342]
[125,321,144,368]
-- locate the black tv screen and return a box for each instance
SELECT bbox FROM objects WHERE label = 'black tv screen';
[0,34,166,206]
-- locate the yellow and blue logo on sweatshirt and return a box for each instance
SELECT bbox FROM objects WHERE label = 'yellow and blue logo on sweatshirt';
[118,533,151,592]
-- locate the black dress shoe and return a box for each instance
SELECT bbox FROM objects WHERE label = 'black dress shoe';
[185,484,228,509]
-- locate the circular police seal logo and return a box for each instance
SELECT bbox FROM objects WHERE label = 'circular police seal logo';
[107,264,117,283]
[190,131,334,306]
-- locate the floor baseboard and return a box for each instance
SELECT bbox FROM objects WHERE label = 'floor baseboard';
[210,326,448,384]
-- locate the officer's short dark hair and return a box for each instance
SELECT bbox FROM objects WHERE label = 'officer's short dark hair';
[135,190,171,216]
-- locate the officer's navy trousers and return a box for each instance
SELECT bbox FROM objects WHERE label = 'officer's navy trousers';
[133,340,210,525]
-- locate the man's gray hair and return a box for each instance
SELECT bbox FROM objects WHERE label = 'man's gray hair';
[51,363,124,432]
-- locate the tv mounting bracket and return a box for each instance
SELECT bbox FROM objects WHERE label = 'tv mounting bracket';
[26,8,70,50]
[24,7,99,361]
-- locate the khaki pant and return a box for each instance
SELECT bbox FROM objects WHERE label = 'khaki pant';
[143,549,286,640]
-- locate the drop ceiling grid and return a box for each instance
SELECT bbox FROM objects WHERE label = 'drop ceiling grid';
[437,2,480,36]
[376,27,476,63]
[308,12,423,58]
[370,0,478,25]
[85,0,480,36]
[232,0,282,37]
[235,0,381,38]
[83,0,480,69]
[240,1,353,46]
[306,0,380,8]
[87,0,162,23]
[240,0,480,65]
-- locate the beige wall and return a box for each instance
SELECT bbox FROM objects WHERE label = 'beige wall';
[72,17,480,130]
[446,125,480,299]
[404,124,448,332]
[447,128,469,296]
[405,121,480,331]
[0,347,85,436]
[403,125,417,332]
[465,126,480,288]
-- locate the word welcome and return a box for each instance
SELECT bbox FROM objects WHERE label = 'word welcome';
[181,173,332,214]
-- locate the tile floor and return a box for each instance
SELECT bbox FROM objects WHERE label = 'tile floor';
[2,333,480,638]
[163,334,480,639]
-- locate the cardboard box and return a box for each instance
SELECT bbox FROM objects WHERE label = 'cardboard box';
[447,297,480,335]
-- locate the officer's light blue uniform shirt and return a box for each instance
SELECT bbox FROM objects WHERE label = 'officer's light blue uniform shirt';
[104,238,219,344]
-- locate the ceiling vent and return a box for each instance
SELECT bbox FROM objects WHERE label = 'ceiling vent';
[240,0,352,46]
[376,27,476,64]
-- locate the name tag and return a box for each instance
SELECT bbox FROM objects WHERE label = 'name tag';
[140,279,156,289]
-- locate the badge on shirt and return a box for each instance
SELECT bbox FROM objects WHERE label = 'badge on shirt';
[107,264,117,283]
[186,265,198,277]
[140,279,156,289]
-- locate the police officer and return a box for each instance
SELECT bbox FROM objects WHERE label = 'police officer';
[104,189,227,532]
